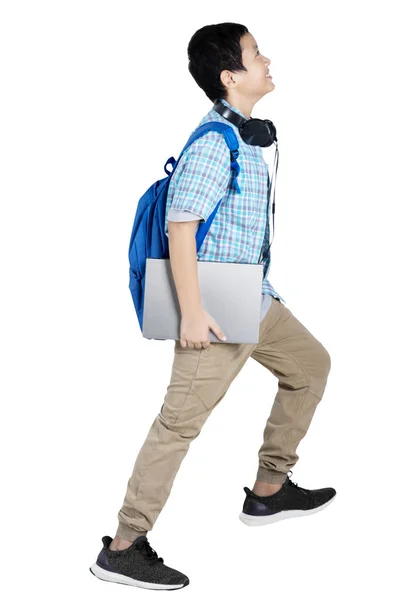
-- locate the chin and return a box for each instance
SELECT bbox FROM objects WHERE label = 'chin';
[264,85,275,96]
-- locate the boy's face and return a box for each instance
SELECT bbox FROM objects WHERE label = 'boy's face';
[221,32,274,100]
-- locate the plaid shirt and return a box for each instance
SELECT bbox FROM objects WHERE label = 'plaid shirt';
[164,98,285,305]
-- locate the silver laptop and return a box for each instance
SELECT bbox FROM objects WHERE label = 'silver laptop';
[142,258,263,344]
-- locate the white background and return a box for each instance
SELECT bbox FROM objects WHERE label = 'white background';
[1,1,399,598]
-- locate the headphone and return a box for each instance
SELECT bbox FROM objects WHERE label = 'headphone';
[212,99,279,277]
[212,99,277,147]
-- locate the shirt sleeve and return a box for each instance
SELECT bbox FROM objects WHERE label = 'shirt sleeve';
[168,130,231,223]
[167,208,202,222]
[165,209,202,238]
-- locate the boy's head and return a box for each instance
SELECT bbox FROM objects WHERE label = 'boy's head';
[188,23,273,109]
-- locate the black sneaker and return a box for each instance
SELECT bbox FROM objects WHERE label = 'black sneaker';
[239,470,336,526]
[89,535,190,591]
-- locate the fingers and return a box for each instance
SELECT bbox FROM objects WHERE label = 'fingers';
[179,340,210,349]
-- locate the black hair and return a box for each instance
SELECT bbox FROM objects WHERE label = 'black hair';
[187,22,249,102]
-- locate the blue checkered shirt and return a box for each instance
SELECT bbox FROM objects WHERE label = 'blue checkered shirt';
[164,97,285,307]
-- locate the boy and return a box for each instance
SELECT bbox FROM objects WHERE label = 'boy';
[90,22,336,591]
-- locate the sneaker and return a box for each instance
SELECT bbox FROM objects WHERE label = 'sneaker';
[239,470,336,526]
[89,535,190,591]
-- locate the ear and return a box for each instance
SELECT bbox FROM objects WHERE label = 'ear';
[220,69,235,89]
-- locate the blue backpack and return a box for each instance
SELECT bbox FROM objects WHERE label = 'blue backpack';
[127,121,242,333]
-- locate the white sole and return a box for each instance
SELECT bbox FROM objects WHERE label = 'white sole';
[89,562,187,590]
[238,495,336,526]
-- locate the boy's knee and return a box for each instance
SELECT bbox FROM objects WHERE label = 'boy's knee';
[320,345,331,375]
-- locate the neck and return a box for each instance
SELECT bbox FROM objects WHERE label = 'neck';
[224,95,256,120]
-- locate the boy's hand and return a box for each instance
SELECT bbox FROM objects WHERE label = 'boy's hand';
[180,308,227,349]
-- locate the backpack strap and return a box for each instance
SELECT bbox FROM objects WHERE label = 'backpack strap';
[180,122,241,194]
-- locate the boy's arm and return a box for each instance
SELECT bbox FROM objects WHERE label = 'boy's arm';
[168,219,202,318]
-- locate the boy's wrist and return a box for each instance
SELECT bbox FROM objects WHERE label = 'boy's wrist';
[181,305,203,319]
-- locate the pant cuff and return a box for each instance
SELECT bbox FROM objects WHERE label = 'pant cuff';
[256,466,288,484]
[116,521,148,541]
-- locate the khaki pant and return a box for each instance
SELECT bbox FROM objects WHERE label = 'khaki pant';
[116,297,331,540]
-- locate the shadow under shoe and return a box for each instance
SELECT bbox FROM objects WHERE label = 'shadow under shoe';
[90,534,190,591]
[239,470,336,526]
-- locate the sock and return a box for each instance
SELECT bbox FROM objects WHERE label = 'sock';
[110,531,147,550]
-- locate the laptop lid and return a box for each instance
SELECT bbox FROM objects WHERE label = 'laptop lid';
[142,258,263,344]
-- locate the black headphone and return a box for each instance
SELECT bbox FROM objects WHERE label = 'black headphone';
[212,99,279,277]
[212,99,277,147]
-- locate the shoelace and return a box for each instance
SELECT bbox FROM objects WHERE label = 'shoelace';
[287,469,308,496]
[136,538,164,564]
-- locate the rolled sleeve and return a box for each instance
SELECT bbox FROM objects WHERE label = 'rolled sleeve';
[167,208,202,222]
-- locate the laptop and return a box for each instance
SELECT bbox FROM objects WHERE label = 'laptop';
[142,258,263,344]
